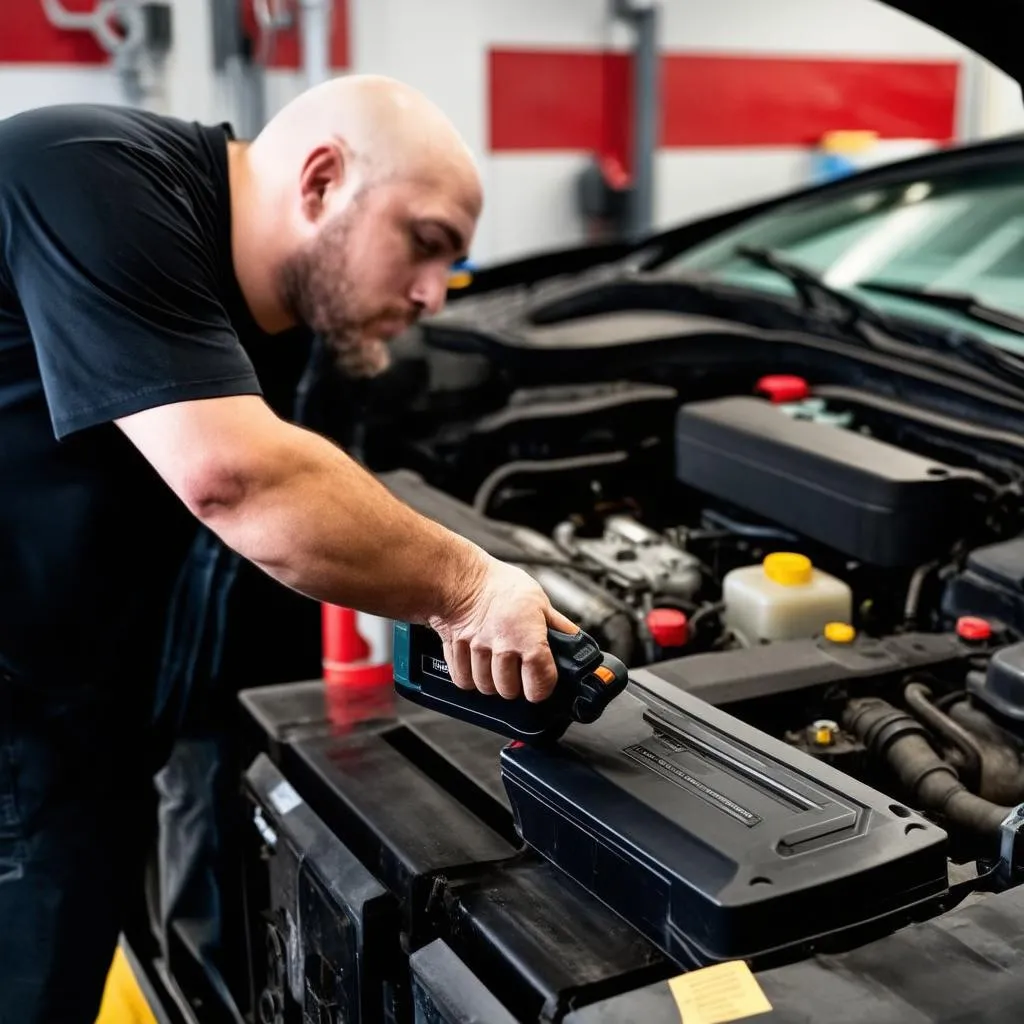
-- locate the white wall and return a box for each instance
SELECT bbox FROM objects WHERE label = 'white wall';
[2,0,1022,265]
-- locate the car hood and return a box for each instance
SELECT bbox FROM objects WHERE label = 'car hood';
[883,0,1024,87]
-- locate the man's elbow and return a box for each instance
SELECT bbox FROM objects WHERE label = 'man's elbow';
[177,458,253,524]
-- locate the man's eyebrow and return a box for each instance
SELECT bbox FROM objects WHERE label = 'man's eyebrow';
[419,218,467,258]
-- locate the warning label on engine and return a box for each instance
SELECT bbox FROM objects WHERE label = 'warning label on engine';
[623,743,762,827]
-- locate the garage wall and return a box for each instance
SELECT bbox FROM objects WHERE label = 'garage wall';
[1,0,1021,265]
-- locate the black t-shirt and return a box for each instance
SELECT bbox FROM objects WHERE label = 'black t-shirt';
[0,103,305,698]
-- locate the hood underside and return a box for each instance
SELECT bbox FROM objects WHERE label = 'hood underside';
[883,0,1024,87]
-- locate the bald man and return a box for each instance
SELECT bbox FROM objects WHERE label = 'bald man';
[0,76,576,1023]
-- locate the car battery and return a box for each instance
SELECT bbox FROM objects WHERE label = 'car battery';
[242,752,402,1024]
[409,940,521,1024]
[501,667,951,971]
[276,709,520,949]
[433,856,672,1021]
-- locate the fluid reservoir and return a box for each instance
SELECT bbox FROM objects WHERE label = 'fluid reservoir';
[723,552,853,645]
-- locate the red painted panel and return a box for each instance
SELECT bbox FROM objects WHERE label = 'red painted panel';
[489,47,959,152]
[488,50,618,152]
[241,0,349,71]
[662,54,959,146]
[0,0,109,64]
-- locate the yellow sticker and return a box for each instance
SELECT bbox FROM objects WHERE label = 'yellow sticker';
[668,961,773,1024]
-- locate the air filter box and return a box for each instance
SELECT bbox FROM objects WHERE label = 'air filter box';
[675,396,977,567]
[500,669,949,970]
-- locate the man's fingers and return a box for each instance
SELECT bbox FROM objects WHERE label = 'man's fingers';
[492,650,523,700]
[470,644,497,695]
[522,644,558,703]
[445,638,475,690]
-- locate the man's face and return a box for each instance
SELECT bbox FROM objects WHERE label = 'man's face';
[279,175,478,377]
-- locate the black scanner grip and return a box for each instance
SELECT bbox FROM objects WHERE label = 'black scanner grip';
[392,623,628,744]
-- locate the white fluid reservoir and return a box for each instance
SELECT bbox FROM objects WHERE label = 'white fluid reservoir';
[723,552,853,646]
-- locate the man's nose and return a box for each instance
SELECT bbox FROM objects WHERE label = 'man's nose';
[410,265,450,316]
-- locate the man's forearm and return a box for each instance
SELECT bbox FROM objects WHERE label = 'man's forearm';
[197,420,488,624]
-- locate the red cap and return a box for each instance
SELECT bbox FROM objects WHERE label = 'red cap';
[957,616,992,642]
[647,608,689,648]
[755,374,810,403]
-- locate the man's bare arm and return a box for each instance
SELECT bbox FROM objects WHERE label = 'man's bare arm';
[116,394,578,700]
[116,394,485,624]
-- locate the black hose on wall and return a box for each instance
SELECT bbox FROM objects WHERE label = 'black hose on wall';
[843,697,1012,838]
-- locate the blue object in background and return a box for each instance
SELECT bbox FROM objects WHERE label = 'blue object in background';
[810,130,879,184]
[810,151,858,183]
[448,256,476,289]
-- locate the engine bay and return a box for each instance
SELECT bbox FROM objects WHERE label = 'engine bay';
[359,342,1024,907]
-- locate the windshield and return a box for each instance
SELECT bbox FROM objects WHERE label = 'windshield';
[664,156,1024,352]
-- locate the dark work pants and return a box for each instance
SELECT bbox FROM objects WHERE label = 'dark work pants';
[0,679,156,1024]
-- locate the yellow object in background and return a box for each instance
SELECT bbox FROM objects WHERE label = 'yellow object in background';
[95,946,157,1024]
[819,129,879,155]
[447,268,473,289]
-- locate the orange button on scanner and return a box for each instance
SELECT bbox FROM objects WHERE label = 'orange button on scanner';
[594,665,617,686]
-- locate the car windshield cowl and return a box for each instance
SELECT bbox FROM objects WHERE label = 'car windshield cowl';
[722,245,1024,391]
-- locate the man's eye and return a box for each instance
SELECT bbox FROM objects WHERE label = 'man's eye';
[414,233,443,257]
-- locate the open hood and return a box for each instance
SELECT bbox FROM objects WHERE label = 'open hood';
[883,0,1024,87]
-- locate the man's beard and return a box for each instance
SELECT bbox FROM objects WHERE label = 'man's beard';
[277,212,393,379]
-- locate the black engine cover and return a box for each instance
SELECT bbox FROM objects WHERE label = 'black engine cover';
[501,671,949,970]
[675,396,979,567]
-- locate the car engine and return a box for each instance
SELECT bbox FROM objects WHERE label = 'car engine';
[358,353,1024,886]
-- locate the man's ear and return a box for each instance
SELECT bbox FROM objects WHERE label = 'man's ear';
[298,142,345,222]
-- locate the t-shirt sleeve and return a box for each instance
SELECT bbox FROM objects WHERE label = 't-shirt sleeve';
[3,138,262,440]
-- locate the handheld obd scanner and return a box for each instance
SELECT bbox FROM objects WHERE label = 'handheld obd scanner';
[392,622,629,744]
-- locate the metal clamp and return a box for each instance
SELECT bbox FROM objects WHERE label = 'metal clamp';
[997,803,1024,885]
[41,0,145,58]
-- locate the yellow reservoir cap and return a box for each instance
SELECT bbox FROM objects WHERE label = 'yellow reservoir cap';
[825,622,857,644]
[763,552,813,586]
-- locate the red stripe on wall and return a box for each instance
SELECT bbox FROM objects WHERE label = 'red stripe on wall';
[0,0,109,64]
[662,54,958,145]
[488,50,616,151]
[489,48,959,155]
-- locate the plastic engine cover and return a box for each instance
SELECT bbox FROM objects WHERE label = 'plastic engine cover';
[943,537,1024,634]
[500,669,949,970]
[675,396,977,567]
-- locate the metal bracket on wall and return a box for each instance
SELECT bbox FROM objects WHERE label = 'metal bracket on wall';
[610,0,660,242]
[40,0,171,106]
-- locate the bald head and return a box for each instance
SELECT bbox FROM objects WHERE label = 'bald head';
[232,74,482,376]
[254,74,480,198]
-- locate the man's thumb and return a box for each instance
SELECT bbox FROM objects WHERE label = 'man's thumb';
[546,606,580,636]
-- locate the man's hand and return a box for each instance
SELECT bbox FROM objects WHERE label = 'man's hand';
[428,555,580,702]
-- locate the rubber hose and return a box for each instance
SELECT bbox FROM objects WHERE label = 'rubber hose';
[843,698,1012,837]
[472,451,629,515]
[904,682,983,793]
[948,699,1024,806]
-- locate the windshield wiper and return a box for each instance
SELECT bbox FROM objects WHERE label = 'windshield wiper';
[733,245,897,345]
[856,280,1024,339]
[733,246,1024,390]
